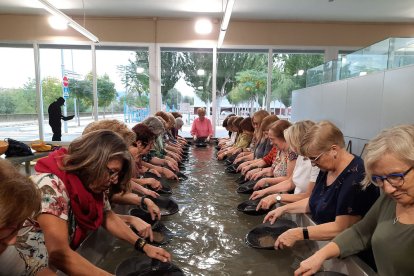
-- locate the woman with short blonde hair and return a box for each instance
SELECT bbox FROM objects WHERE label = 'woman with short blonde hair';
[191,108,213,142]
[264,121,379,251]
[296,124,414,276]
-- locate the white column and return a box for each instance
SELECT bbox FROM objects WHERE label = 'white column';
[212,47,217,137]
[92,44,98,121]
[33,43,45,140]
[266,48,272,111]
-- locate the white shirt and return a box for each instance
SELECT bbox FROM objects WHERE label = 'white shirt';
[292,155,320,194]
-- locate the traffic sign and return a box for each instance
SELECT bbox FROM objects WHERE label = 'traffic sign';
[63,76,69,87]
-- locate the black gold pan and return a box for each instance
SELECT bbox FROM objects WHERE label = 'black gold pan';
[245,219,298,249]
[115,256,184,276]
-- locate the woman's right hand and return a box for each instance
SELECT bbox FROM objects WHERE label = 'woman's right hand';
[294,253,326,276]
[143,244,172,262]
[263,207,284,224]
[256,194,276,210]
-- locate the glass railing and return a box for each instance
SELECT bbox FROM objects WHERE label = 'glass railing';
[306,37,414,87]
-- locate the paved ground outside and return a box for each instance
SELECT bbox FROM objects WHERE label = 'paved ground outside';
[0,113,229,142]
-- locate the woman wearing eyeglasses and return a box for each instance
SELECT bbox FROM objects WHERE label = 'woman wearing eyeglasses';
[263,121,379,250]
[295,124,414,276]
[0,160,55,275]
[15,130,170,275]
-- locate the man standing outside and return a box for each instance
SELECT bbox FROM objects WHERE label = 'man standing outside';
[48,97,74,141]
[191,108,213,142]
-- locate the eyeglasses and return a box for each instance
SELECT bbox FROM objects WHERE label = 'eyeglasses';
[0,218,37,241]
[308,151,326,163]
[371,167,413,188]
[106,168,119,181]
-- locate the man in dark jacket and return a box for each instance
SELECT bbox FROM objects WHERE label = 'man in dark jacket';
[48,97,74,141]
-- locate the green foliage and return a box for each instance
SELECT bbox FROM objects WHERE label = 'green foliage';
[117,51,149,97]
[228,70,267,106]
[0,91,16,114]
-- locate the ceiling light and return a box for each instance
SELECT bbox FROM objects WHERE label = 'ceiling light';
[48,15,68,30]
[38,0,99,43]
[217,0,236,48]
[195,19,212,35]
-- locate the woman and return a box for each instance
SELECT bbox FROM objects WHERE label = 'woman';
[0,159,54,275]
[18,130,170,275]
[191,108,213,142]
[217,117,254,160]
[295,124,414,276]
[142,116,179,172]
[237,115,279,173]
[244,120,294,183]
[263,121,379,250]
[233,110,270,164]
[251,120,320,206]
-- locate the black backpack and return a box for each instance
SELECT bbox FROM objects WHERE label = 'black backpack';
[5,138,34,157]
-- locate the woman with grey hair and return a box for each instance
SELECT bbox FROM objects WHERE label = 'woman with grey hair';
[142,116,179,172]
[295,124,414,276]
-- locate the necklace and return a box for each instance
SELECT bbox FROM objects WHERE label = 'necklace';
[393,216,400,225]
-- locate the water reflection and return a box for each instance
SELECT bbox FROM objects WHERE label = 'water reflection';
[99,145,312,275]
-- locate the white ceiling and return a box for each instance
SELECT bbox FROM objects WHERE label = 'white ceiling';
[1,0,414,23]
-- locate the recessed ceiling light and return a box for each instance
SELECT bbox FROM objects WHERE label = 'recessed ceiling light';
[195,19,212,35]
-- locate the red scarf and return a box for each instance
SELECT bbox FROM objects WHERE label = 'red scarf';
[35,148,104,249]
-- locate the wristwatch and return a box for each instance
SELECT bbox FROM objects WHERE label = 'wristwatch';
[275,194,282,204]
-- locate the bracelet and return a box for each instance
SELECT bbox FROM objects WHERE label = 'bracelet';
[134,237,147,252]
[302,227,309,240]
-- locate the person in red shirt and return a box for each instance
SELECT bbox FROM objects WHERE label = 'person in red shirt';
[191,108,213,142]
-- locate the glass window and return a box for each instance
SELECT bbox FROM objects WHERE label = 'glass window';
[272,50,324,117]
[96,46,149,127]
[0,44,37,141]
[160,48,213,137]
[39,45,92,141]
[216,49,268,137]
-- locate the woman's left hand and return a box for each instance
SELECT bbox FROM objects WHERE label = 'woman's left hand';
[275,228,302,249]
[144,198,161,221]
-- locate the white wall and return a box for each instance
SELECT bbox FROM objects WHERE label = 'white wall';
[292,64,414,155]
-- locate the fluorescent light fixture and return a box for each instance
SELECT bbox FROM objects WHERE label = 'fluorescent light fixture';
[217,0,235,48]
[48,15,68,30]
[195,19,212,34]
[197,69,205,76]
[38,0,99,43]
